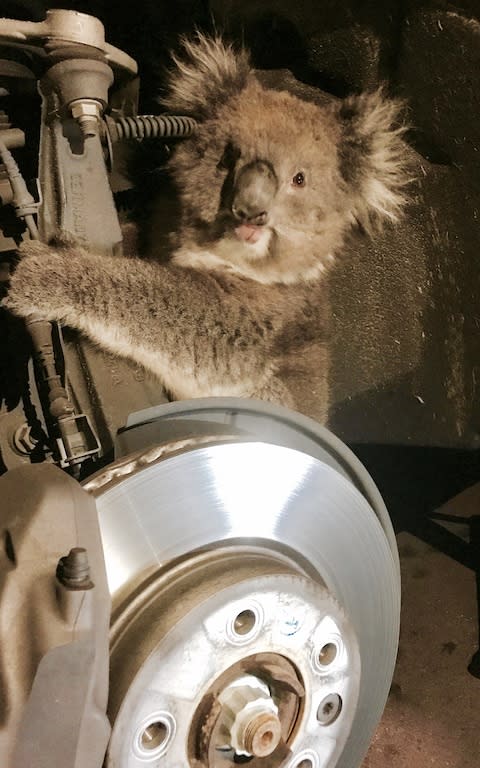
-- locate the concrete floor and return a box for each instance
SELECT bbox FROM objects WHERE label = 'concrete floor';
[363,486,480,767]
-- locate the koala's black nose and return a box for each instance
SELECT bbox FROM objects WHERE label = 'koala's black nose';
[232,160,277,226]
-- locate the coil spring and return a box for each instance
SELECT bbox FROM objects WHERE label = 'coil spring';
[114,115,197,141]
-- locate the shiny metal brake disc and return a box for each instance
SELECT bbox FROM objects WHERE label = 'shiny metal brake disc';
[87,399,400,768]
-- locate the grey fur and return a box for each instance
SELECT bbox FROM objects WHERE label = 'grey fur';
[4,35,411,416]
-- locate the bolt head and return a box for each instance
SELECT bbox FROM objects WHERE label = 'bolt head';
[57,547,94,590]
[70,100,101,119]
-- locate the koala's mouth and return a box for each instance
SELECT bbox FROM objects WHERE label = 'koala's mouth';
[234,222,266,244]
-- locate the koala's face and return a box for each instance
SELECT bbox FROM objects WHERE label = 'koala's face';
[163,36,409,279]
[170,82,349,259]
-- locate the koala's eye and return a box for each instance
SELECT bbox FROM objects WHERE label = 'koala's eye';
[292,171,306,187]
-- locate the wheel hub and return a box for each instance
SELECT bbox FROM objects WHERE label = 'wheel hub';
[216,674,282,757]
[105,549,360,768]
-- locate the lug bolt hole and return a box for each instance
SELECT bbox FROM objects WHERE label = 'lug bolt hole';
[318,642,337,666]
[317,693,342,725]
[135,713,176,758]
[141,721,168,751]
[233,609,256,636]
[292,750,318,768]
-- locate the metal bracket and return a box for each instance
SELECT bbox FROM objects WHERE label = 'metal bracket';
[0,463,111,768]
[0,9,138,75]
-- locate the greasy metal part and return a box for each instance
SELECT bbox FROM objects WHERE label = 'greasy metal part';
[105,545,360,768]
[27,318,74,420]
[217,675,282,757]
[46,57,112,105]
[0,10,138,75]
[0,127,25,149]
[0,111,29,249]
[0,59,36,79]
[71,98,102,137]
[0,463,111,768]
[26,318,101,468]
[0,13,141,474]
[12,421,38,454]
[60,339,169,465]
[57,547,94,590]
[0,334,169,473]
[0,136,39,237]
[46,57,113,140]
[37,66,122,251]
[15,19,128,469]
[93,429,400,768]
[0,350,50,472]
[0,15,126,253]
[0,11,140,472]
[56,412,102,468]
[205,653,305,762]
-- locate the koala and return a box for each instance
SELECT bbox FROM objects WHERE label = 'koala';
[3,35,410,419]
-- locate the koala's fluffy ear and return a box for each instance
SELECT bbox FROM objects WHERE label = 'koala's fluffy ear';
[161,34,251,119]
[336,89,412,232]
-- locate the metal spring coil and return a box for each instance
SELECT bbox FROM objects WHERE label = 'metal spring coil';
[114,115,197,140]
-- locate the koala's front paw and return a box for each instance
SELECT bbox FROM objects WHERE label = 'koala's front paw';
[2,239,66,320]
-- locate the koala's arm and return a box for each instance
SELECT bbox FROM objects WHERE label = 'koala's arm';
[3,239,281,394]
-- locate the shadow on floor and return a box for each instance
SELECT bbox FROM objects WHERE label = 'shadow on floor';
[350,443,480,676]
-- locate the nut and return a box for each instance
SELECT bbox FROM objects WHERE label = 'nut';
[70,99,102,137]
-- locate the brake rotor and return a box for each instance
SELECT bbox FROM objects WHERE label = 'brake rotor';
[87,399,400,768]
